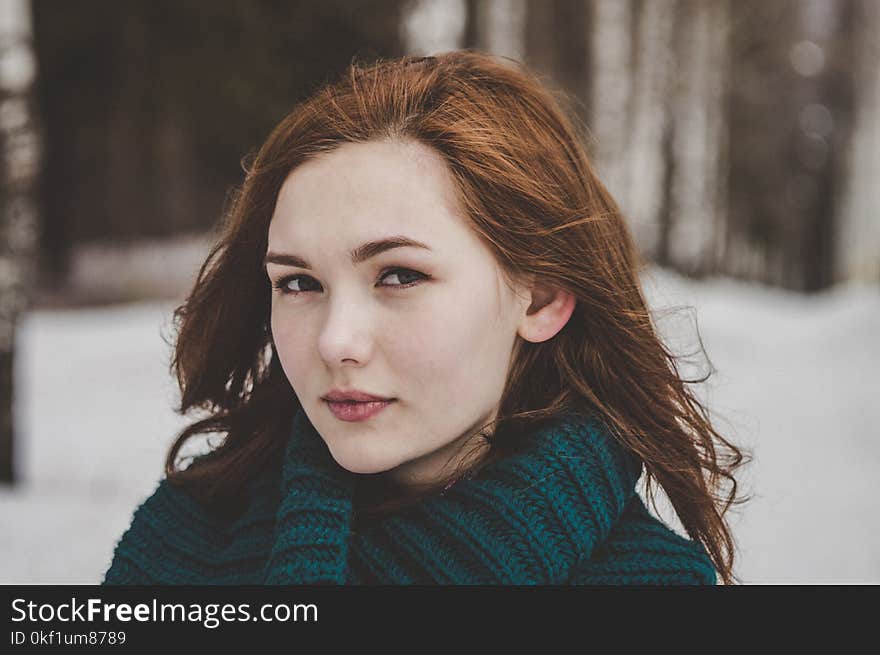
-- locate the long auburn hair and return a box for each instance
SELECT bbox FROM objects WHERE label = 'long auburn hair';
[164,50,750,584]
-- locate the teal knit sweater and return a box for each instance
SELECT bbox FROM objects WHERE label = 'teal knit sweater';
[103,408,717,585]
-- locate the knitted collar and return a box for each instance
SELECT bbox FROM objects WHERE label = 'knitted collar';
[260,406,643,584]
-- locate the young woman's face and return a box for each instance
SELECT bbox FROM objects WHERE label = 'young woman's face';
[266,139,532,487]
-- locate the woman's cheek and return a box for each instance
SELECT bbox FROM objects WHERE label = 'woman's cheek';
[410,313,475,375]
[271,317,311,384]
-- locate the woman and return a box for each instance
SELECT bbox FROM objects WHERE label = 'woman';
[104,51,748,585]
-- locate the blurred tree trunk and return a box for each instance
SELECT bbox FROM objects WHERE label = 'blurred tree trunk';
[105,3,153,241]
[617,0,676,261]
[524,0,556,75]
[525,0,589,127]
[401,0,467,54]
[470,0,527,63]
[664,0,729,276]
[835,0,880,285]
[589,0,634,212]
[799,0,853,292]
[0,0,40,484]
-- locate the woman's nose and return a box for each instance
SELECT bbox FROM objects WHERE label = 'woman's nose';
[316,296,374,366]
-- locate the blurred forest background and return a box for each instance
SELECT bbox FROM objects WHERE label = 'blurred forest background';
[0,0,878,526]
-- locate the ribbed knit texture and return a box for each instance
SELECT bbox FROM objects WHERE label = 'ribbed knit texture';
[103,408,717,585]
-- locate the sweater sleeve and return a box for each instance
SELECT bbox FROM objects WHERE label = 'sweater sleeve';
[349,415,643,584]
[566,495,718,585]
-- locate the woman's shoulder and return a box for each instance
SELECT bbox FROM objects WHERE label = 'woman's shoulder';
[568,494,718,585]
[102,478,184,584]
[102,457,278,585]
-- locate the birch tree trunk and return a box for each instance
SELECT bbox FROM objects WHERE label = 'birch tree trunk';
[835,0,880,285]
[473,0,527,63]
[0,0,39,484]
[589,0,634,202]
[625,0,676,260]
[666,0,730,275]
[401,0,467,55]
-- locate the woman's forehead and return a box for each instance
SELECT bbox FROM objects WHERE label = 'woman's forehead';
[267,139,472,254]
[278,139,459,209]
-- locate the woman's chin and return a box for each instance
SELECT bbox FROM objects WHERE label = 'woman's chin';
[329,449,398,476]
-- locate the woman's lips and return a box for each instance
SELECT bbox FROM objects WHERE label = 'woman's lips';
[325,399,396,422]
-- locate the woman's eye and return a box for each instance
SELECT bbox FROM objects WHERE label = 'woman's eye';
[379,268,427,287]
[271,268,428,296]
[272,275,313,294]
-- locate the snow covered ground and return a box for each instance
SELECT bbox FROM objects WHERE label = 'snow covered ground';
[1,266,878,584]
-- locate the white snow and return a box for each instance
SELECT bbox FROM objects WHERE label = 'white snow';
[1,266,878,583]
[640,267,880,584]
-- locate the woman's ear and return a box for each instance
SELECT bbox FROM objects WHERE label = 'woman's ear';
[517,281,577,343]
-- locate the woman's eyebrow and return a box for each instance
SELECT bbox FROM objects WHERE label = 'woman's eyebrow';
[263,235,432,270]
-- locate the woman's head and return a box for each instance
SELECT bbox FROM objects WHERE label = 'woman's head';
[167,51,748,584]
[266,138,575,485]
